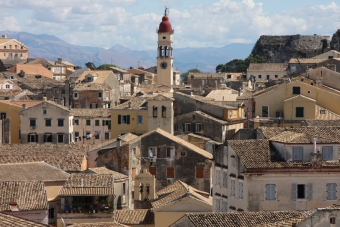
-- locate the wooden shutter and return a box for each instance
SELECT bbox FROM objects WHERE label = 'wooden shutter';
[182,123,185,132]
[326,183,331,200]
[271,184,276,200]
[149,167,156,177]
[239,182,243,199]
[191,123,196,132]
[157,147,161,158]
[196,166,204,178]
[167,167,174,178]
[291,183,297,200]
[307,183,313,200]
[118,115,121,124]
[132,168,136,180]
[265,184,270,200]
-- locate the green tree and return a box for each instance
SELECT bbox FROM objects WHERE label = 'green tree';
[180,68,201,84]
[85,62,96,70]
[215,54,266,73]
[97,64,117,70]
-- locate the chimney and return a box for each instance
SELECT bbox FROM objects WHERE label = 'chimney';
[22,104,26,110]
[57,58,62,64]
[9,201,19,211]
[313,137,317,153]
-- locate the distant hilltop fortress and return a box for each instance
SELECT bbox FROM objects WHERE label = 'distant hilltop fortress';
[251,34,331,63]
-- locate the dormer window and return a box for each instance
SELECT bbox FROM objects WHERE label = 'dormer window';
[5,84,10,89]
[293,147,303,161]
[293,87,301,94]
[322,146,333,160]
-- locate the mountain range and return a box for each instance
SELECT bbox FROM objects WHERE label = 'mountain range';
[0,30,254,73]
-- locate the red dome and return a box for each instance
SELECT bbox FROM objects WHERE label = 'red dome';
[158,16,172,33]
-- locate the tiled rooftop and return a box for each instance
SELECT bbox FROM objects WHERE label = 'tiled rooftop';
[248,63,287,72]
[0,162,69,182]
[68,222,128,227]
[73,83,110,91]
[116,209,154,225]
[289,58,327,64]
[0,212,48,227]
[83,167,128,180]
[113,97,147,110]
[0,144,89,172]
[89,133,139,152]
[152,180,212,210]
[302,119,340,127]
[0,89,25,97]
[71,108,111,118]
[172,211,309,227]
[59,174,115,196]
[0,181,48,212]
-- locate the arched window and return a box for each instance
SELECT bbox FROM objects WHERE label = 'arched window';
[165,46,168,57]
[153,106,158,118]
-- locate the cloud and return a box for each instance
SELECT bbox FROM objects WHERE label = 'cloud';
[0,0,339,50]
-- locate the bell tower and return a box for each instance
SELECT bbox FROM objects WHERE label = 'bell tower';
[156,7,174,86]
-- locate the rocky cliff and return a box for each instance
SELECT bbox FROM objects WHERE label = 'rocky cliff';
[251,34,330,63]
[330,29,340,51]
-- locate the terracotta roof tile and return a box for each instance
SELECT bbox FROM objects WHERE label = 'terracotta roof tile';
[248,63,287,72]
[289,58,327,64]
[89,133,139,152]
[84,167,128,179]
[115,209,154,225]
[73,83,110,91]
[59,174,115,196]
[302,120,340,127]
[113,97,148,110]
[0,144,89,172]
[152,180,212,210]
[71,108,111,118]
[0,181,48,211]
[172,211,308,227]
[0,162,69,182]
[0,212,48,226]
[69,222,127,227]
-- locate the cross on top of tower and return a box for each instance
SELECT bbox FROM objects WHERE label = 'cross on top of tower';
[164,6,169,16]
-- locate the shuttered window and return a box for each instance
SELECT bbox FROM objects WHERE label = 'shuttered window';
[293,147,303,161]
[149,167,156,177]
[239,182,244,199]
[293,86,301,94]
[196,166,204,178]
[296,107,304,117]
[265,184,276,200]
[222,200,227,212]
[291,183,313,200]
[216,169,220,185]
[157,147,161,158]
[223,172,228,187]
[167,167,174,178]
[326,183,337,200]
[118,115,130,124]
[231,179,235,196]
[322,146,333,160]
[166,147,175,158]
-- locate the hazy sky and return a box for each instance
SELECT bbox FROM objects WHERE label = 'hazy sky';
[1,0,339,50]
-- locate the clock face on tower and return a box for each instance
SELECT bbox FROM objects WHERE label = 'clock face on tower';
[160,62,168,69]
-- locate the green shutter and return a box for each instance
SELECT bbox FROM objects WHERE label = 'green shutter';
[127,115,130,124]
[118,115,121,124]
[191,123,196,132]
[182,123,185,132]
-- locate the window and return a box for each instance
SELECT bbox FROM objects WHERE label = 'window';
[20,53,23,57]
[9,45,12,49]
[223,147,228,157]
[227,74,231,79]
[137,115,143,124]
[322,146,333,160]
[196,166,204,178]
[291,183,313,200]
[86,120,91,126]
[28,133,38,143]
[58,134,64,143]
[275,75,278,78]
[174,124,179,131]
[231,179,235,196]
[258,75,262,79]
[261,106,269,117]
[42,109,47,115]
[223,172,227,187]
[215,169,220,185]
[293,147,303,161]
[149,147,156,157]
[266,75,270,80]
[48,208,55,219]
[231,156,236,167]
[95,120,100,126]
[122,183,126,194]
[45,119,51,127]
[58,119,64,127]
[292,86,301,94]
[166,167,174,178]
[0,112,6,119]
[15,45,17,49]
[162,106,166,118]
[215,199,220,212]
[44,133,52,143]
[296,107,304,117]
[95,132,100,139]
[184,123,191,132]
[90,103,98,109]
[118,115,130,124]
[196,123,202,133]
[166,147,175,158]
[74,93,78,98]
[75,132,79,137]
[30,119,36,127]
[326,183,337,200]
[320,109,325,114]
[105,132,110,140]
[3,53,5,56]
[222,200,227,212]
[153,106,158,117]
[98,91,102,98]
[265,184,276,200]
[330,217,336,224]
[239,182,244,199]
[74,119,79,125]
[149,166,156,177]
[5,84,10,89]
